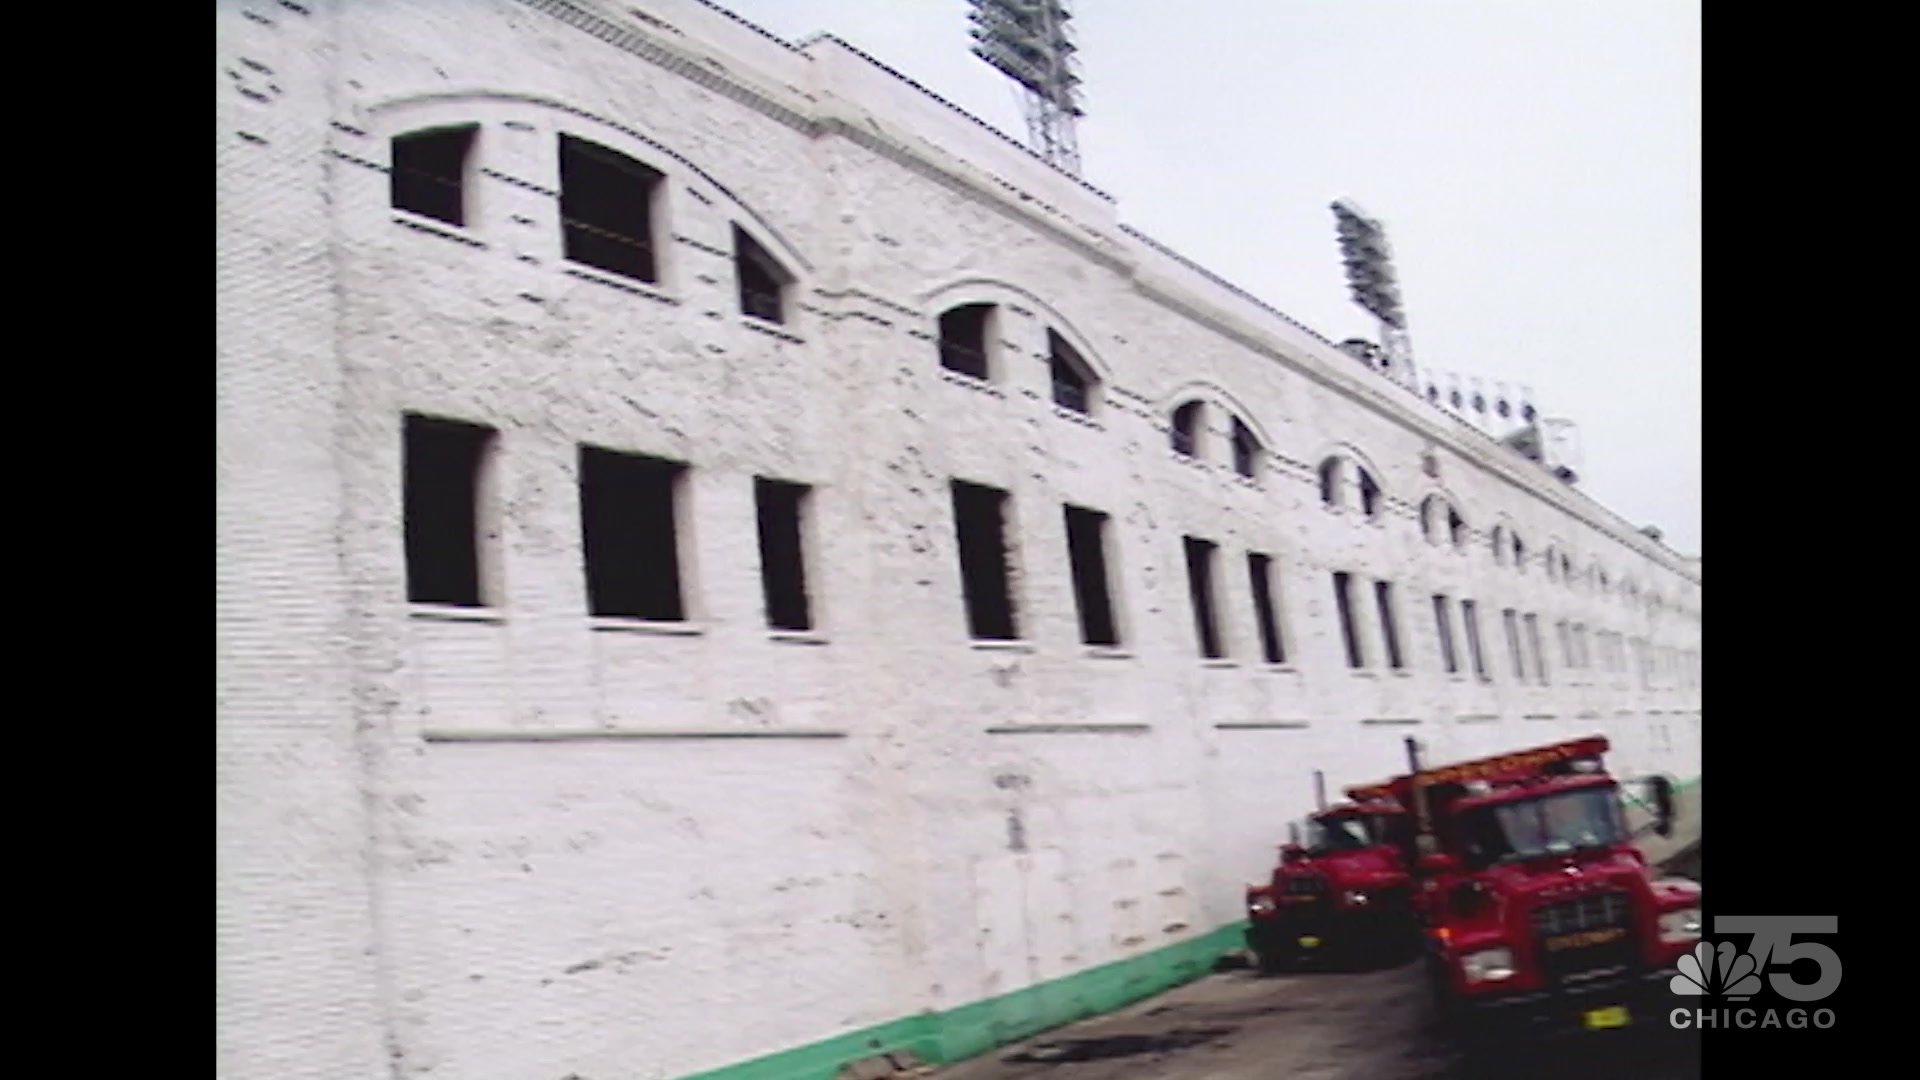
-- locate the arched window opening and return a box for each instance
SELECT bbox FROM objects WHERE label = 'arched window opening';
[1171,401,1203,458]
[558,134,663,284]
[1048,330,1093,414]
[1448,506,1467,547]
[1513,535,1527,570]
[1230,418,1260,478]
[391,124,477,227]
[733,226,791,324]
[1318,457,1342,507]
[938,303,994,380]
[1358,468,1381,518]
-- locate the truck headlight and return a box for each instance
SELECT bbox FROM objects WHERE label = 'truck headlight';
[1659,908,1702,943]
[1343,890,1369,906]
[1461,947,1514,983]
[1249,894,1277,916]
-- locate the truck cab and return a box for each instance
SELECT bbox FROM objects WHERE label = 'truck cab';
[1357,737,1701,1045]
[1245,799,1418,972]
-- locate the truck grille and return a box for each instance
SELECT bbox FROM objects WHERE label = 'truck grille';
[1531,891,1636,986]
[1282,874,1326,896]
[1531,891,1629,936]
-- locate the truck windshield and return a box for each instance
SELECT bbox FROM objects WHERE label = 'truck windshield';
[1305,815,1374,854]
[1455,787,1627,868]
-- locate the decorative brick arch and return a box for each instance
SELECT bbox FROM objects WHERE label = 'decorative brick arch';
[1418,486,1470,546]
[362,89,812,275]
[919,276,1116,388]
[1155,378,1278,452]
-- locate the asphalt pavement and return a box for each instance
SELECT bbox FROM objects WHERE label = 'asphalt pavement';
[930,956,1701,1080]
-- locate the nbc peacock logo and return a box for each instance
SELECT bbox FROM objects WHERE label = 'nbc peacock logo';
[1667,917,1840,1031]
[1670,941,1763,1000]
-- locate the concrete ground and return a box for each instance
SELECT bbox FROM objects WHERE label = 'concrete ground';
[930,957,1700,1080]
[931,852,1703,1080]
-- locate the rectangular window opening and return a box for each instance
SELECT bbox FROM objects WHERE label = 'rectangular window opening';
[1525,613,1549,686]
[1432,593,1457,674]
[1248,553,1285,664]
[559,134,662,284]
[391,125,476,227]
[404,412,495,607]
[1376,581,1405,669]
[755,478,811,631]
[952,480,1017,640]
[580,446,686,621]
[1333,571,1364,669]
[1064,505,1118,646]
[1462,599,1488,680]
[1184,536,1223,659]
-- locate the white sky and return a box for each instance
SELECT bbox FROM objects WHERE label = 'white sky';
[716,0,1701,556]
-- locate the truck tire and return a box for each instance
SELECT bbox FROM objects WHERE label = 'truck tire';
[1257,945,1290,975]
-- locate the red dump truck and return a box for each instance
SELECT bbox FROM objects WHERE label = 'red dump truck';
[1244,772,1418,973]
[1347,736,1698,1048]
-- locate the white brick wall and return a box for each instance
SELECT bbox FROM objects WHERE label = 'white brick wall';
[216,2,1702,1077]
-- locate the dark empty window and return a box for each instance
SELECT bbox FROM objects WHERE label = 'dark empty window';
[559,134,661,283]
[403,413,494,607]
[1358,469,1381,517]
[580,447,686,621]
[1448,507,1466,546]
[1375,581,1404,669]
[1525,613,1548,685]
[1231,420,1259,478]
[755,478,811,631]
[1319,458,1340,506]
[1503,608,1525,679]
[952,480,1017,640]
[1513,536,1526,570]
[1333,571,1363,668]
[1172,402,1202,458]
[1049,331,1092,414]
[734,226,789,324]
[938,304,993,379]
[1184,537,1223,658]
[391,125,476,227]
[1433,594,1457,673]
[1248,553,1285,664]
[1064,505,1118,646]
[1462,600,1488,680]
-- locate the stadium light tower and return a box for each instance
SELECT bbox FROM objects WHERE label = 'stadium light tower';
[967,0,1085,175]
[1331,200,1417,393]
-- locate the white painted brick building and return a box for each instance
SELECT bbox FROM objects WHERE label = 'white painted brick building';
[215,2,1702,1078]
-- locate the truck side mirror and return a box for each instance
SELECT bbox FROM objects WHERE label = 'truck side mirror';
[1647,776,1676,838]
[1280,843,1307,865]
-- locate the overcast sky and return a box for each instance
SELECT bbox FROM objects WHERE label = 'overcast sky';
[718,0,1702,556]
